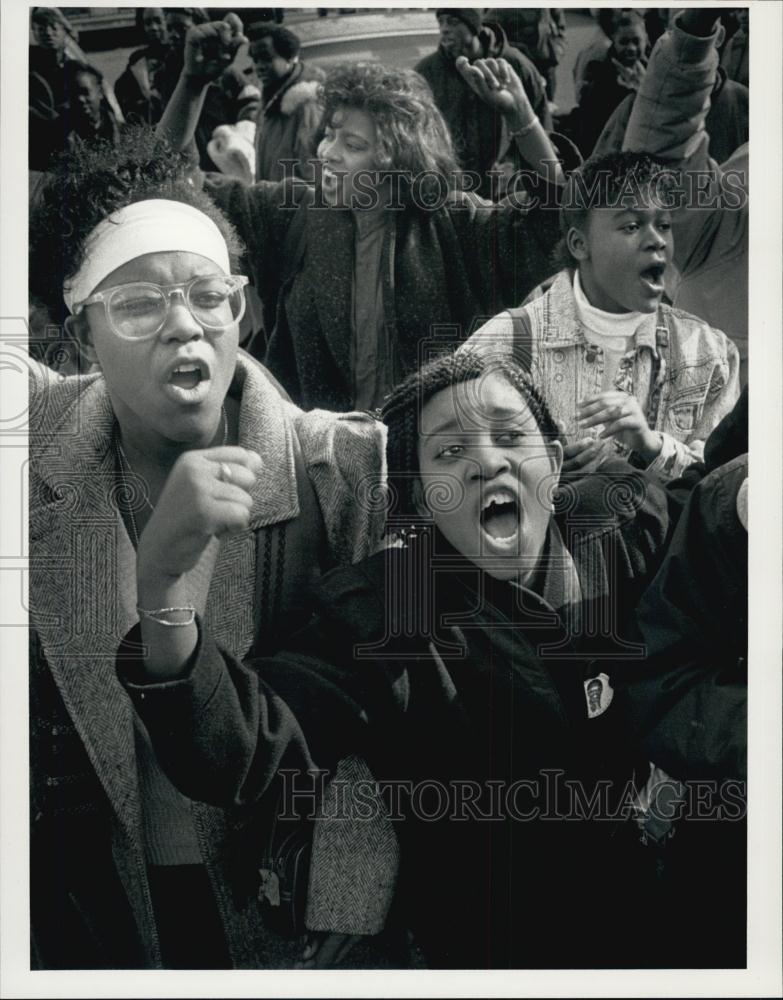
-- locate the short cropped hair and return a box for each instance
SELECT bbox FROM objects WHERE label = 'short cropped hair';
[31,6,72,29]
[381,351,561,523]
[556,150,677,267]
[64,60,103,88]
[612,10,647,37]
[29,126,243,324]
[248,24,301,60]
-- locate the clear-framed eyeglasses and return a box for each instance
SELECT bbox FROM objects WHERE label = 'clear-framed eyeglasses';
[72,274,249,341]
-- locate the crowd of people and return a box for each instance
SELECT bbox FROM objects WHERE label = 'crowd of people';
[27,5,750,973]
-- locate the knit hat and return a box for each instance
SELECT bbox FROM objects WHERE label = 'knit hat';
[435,8,483,34]
[31,6,77,37]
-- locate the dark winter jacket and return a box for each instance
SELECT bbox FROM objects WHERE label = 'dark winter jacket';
[119,459,671,968]
[415,22,552,197]
[114,45,169,125]
[619,454,748,783]
[240,61,325,183]
[573,48,647,156]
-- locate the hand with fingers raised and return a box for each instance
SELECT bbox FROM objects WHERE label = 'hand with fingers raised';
[455,55,534,128]
[455,54,564,183]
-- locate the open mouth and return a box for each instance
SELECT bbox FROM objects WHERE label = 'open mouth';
[480,490,520,546]
[169,363,204,391]
[639,262,666,294]
[163,361,212,404]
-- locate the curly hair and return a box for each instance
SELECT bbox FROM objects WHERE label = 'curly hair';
[319,62,460,198]
[29,126,243,323]
[555,150,678,269]
[381,350,562,524]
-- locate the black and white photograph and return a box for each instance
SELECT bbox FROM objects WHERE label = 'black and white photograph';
[1,2,781,996]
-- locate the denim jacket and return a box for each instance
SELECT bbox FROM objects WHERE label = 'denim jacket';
[465,270,740,483]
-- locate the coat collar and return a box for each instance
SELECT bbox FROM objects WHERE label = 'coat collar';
[233,352,300,527]
[33,352,300,531]
[541,270,665,354]
[29,352,299,833]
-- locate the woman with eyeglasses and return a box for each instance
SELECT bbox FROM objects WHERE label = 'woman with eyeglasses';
[28,127,393,970]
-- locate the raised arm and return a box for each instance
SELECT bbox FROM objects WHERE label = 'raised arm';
[624,9,722,164]
[158,14,247,151]
[133,445,264,680]
[456,55,564,185]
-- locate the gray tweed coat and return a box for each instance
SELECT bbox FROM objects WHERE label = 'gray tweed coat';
[28,352,395,968]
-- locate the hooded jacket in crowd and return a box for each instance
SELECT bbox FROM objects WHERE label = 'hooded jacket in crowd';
[239,60,325,183]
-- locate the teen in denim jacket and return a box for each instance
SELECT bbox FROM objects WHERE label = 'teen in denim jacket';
[465,151,739,484]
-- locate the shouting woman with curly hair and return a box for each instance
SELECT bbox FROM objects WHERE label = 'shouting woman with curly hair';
[159,14,570,412]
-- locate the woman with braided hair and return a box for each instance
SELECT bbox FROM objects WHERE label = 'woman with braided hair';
[123,349,672,968]
[28,126,395,970]
[157,14,573,412]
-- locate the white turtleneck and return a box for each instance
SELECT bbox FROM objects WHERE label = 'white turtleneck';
[573,270,646,391]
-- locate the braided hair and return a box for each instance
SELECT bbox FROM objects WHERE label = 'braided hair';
[380,350,562,525]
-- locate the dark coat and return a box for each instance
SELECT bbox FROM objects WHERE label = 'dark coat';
[573,48,647,156]
[238,61,325,183]
[616,454,748,969]
[205,172,567,411]
[621,454,748,783]
[415,21,552,196]
[119,459,671,968]
[114,46,169,125]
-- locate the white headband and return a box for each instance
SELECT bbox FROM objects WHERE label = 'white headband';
[63,199,231,312]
